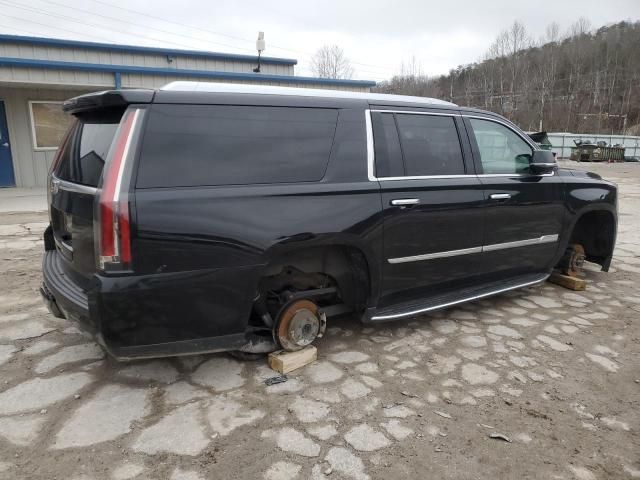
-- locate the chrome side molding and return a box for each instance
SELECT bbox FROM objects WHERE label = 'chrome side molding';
[483,234,559,252]
[388,246,482,264]
[387,234,559,264]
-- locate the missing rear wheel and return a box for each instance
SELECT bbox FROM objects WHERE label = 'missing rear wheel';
[274,299,326,351]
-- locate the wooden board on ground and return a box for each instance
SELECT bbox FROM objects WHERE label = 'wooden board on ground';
[268,345,317,374]
[548,271,586,291]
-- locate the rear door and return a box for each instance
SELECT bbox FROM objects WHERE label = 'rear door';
[49,109,123,287]
[371,108,486,306]
[464,115,565,276]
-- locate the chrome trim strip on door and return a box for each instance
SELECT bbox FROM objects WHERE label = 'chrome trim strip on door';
[371,274,550,320]
[52,176,98,196]
[388,246,482,264]
[482,234,559,252]
[387,234,559,264]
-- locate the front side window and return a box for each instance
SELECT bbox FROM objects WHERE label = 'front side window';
[469,118,533,174]
[395,114,465,176]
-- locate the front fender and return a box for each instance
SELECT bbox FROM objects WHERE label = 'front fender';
[557,177,617,270]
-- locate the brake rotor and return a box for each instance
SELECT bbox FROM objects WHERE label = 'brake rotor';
[275,299,325,351]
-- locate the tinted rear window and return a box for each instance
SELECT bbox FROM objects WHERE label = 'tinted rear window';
[395,114,465,176]
[55,110,122,187]
[136,105,338,188]
[372,112,403,178]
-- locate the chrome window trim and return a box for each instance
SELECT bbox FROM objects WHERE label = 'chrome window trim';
[387,234,559,264]
[51,176,98,196]
[376,174,474,181]
[365,109,556,181]
[370,109,461,117]
[365,109,376,181]
[371,273,550,320]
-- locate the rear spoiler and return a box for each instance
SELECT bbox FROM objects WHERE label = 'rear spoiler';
[63,89,155,114]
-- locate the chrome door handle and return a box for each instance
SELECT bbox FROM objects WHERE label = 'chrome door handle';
[1,142,8,147]
[391,198,420,206]
[489,193,511,200]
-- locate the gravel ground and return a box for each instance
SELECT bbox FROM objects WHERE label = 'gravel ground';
[0,161,638,480]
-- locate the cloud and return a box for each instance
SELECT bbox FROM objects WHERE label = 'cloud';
[2,0,638,80]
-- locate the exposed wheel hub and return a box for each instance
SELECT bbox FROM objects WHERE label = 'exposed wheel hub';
[275,299,325,351]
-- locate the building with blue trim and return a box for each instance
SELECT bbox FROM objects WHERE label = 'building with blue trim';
[0,34,376,188]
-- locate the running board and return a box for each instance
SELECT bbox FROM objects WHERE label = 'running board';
[369,273,549,322]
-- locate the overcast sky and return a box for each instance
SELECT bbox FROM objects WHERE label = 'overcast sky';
[2,0,639,81]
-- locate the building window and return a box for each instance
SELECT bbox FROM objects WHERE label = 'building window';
[28,101,73,150]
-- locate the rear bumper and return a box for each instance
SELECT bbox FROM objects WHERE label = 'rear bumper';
[41,249,258,360]
[41,249,95,333]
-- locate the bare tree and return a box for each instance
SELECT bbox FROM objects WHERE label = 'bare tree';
[311,45,354,79]
[399,56,423,77]
[375,20,640,136]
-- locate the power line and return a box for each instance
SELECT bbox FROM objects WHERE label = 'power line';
[1,12,123,44]
[0,19,115,43]
[0,0,252,54]
[1,0,396,79]
[34,0,259,55]
[81,0,396,73]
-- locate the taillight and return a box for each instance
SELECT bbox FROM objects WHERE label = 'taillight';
[97,109,140,270]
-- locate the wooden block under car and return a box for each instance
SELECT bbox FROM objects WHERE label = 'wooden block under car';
[268,346,318,374]
[548,272,586,291]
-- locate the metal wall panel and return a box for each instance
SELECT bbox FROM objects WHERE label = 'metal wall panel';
[0,42,293,76]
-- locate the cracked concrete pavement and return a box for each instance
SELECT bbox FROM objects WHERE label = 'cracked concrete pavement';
[0,161,638,479]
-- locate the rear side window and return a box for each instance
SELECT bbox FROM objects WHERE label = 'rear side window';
[55,110,122,187]
[136,105,338,188]
[395,114,465,176]
[371,112,403,178]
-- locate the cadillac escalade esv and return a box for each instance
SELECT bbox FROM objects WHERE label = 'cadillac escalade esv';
[41,82,617,360]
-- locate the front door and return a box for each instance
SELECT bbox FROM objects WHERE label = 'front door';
[371,109,486,306]
[0,101,16,187]
[464,116,565,277]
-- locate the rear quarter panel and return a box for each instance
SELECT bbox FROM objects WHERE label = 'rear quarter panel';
[100,107,383,349]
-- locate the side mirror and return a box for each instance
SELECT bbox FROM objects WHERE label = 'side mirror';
[530,150,556,174]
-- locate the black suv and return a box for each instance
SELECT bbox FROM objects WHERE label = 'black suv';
[41,82,617,360]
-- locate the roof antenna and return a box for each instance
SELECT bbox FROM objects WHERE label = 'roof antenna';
[253,32,265,73]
